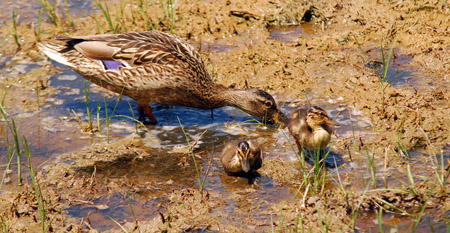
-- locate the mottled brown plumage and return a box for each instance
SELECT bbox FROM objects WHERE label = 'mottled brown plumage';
[38,31,286,124]
[221,140,262,174]
[288,106,333,151]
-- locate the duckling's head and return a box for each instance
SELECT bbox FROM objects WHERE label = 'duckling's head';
[241,89,288,125]
[306,106,333,129]
[236,141,251,173]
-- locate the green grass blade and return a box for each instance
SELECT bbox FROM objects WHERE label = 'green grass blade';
[108,216,129,233]
[177,117,204,190]
[23,137,46,232]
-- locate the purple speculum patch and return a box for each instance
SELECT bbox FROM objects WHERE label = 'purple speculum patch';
[102,60,123,70]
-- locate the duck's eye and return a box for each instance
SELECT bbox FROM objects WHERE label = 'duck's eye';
[264,101,272,108]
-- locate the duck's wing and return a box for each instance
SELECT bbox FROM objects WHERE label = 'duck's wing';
[288,108,311,140]
[53,31,210,81]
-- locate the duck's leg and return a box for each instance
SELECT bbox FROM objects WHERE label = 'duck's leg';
[138,104,157,125]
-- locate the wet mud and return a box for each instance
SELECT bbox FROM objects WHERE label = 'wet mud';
[1,0,450,232]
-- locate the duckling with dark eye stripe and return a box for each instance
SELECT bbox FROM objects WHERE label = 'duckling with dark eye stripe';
[288,106,334,152]
[221,140,262,175]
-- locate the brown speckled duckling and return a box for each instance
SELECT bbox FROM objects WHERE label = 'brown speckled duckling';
[221,140,262,175]
[288,106,334,152]
[38,31,286,124]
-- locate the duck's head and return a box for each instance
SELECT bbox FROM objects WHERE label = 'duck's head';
[306,106,333,129]
[236,141,251,173]
[240,89,289,126]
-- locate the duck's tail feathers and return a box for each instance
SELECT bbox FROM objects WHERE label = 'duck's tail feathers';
[38,42,74,68]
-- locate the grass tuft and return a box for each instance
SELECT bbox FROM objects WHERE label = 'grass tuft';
[136,0,152,31]
[10,10,21,50]
[83,80,95,132]
[127,187,141,233]
[63,0,75,27]
[159,0,177,33]
[0,105,23,185]
[95,0,120,33]
[177,117,207,191]
[23,137,47,232]
[379,37,399,113]
[365,147,377,188]
[38,0,61,26]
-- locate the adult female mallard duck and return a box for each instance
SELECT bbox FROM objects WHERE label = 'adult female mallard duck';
[221,140,262,175]
[288,106,334,152]
[38,31,287,124]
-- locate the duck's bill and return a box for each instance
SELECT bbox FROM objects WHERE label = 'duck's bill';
[272,111,289,127]
[325,119,339,126]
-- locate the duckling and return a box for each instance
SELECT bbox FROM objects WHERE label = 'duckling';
[221,140,262,175]
[288,106,334,152]
[38,31,286,125]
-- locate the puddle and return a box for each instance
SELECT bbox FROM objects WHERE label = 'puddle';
[355,211,450,232]
[199,31,267,54]
[200,22,317,53]
[0,59,376,230]
[365,48,430,89]
[268,22,316,43]
[1,45,443,233]
[59,97,375,230]
[66,149,295,231]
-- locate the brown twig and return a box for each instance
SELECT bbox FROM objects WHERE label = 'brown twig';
[230,10,260,20]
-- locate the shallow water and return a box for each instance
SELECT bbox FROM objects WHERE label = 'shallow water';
[1,0,93,23]
[0,2,448,231]
[268,22,316,42]
[1,59,376,230]
[41,75,378,231]
[365,48,427,89]
[355,211,450,232]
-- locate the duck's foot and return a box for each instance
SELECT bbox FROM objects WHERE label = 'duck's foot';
[143,119,158,125]
[138,104,158,125]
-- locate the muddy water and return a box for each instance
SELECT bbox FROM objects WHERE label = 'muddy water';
[1,40,443,233]
[268,22,316,43]
[365,48,429,89]
[356,213,450,232]
[45,75,378,231]
[1,50,376,231]
[59,109,368,231]
[0,36,436,232]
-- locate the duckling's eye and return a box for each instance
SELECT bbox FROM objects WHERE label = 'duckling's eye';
[264,101,272,108]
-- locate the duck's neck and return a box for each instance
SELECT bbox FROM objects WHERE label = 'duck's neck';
[209,84,251,110]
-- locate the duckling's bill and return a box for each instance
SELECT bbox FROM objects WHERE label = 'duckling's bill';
[241,159,250,173]
[324,118,339,126]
